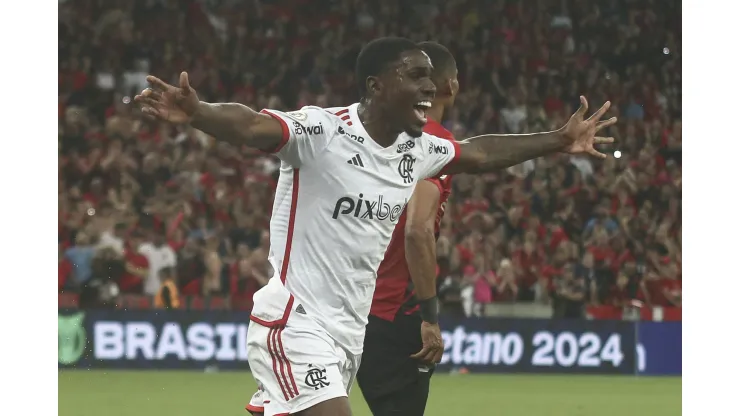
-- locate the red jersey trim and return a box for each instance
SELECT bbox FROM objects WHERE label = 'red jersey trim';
[249,169,300,327]
[440,139,461,175]
[259,109,290,153]
[328,108,353,126]
[280,169,300,284]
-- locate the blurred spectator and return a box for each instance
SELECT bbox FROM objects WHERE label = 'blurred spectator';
[461,256,498,317]
[494,259,519,303]
[552,263,586,319]
[139,230,177,296]
[79,247,122,309]
[59,244,73,292]
[97,222,127,256]
[119,230,149,293]
[154,267,181,310]
[202,233,223,295]
[438,273,465,319]
[177,238,206,297]
[65,232,96,288]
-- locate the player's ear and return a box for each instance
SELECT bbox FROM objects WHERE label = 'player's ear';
[366,76,381,96]
[448,78,460,97]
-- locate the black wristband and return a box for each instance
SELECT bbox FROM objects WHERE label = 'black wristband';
[418,296,439,324]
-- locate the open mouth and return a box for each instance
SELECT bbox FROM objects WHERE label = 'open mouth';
[413,101,432,124]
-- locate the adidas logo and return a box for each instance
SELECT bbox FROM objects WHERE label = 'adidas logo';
[296,304,306,314]
[347,154,364,167]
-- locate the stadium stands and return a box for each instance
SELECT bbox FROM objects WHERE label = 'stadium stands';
[58,0,681,318]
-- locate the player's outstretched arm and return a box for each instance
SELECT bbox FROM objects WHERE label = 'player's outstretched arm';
[446,96,617,174]
[135,72,283,152]
[405,180,442,309]
[405,180,445,365]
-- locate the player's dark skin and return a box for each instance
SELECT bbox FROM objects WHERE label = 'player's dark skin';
[135,48,615,416]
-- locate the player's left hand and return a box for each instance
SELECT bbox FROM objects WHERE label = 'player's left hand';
[561,96,617,158]
[410,321,444,364]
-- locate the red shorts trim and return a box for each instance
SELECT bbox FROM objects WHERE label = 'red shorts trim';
[266,326,299,402]
[245,403,264,415]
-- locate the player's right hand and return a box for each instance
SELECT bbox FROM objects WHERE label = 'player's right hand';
[410,321,444,365]
[135,72,199,124]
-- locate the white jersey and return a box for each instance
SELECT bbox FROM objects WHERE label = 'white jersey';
[249,103,459,354]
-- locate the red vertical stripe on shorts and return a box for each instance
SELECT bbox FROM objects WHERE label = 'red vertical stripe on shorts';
[267,327,290,401]
[279,169,299,285]
[276,327,300,396]
[271,327,296,399]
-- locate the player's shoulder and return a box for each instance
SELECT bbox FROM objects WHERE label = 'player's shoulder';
[416,130,455,158]
[275,105,337,124]
[285,104,363,129]
[422,119,455,142]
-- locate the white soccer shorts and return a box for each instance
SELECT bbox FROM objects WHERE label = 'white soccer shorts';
[245,284,361,415]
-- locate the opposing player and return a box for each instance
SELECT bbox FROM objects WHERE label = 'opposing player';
[356,41,459,416]
[135,37,615,416]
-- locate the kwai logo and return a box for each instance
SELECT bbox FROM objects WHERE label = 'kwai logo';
[59,312,87,365]
[428,143,449,155]
[293,121,324,136]
[332,193,407,223]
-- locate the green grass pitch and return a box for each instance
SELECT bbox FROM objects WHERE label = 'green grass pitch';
[59,370,680,416]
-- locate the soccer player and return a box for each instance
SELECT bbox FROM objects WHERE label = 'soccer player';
[356,41,459,416]
[135,37,615,416]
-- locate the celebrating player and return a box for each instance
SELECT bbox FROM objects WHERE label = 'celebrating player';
[136,37,615,416]
[355,41,459,416]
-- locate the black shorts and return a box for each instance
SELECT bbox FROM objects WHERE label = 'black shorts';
[357,313,434,416]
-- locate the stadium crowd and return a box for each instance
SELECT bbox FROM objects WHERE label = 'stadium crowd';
[58,0,681,317]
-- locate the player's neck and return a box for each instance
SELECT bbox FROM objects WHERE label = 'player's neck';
[357,102,399,147]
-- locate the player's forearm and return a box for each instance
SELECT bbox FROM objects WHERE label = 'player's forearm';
[405,227,438,302]
[191,102,266,148]
[457,128,570,173]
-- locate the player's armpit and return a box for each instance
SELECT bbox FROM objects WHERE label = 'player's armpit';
[191,102,286,153]
[404,180,442,303]
[444,131,570,174]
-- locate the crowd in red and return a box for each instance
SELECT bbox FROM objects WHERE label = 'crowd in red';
[58,0,681,315]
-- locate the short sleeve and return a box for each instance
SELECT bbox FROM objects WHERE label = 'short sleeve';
[418,134,460,179]
[259,106,335,167]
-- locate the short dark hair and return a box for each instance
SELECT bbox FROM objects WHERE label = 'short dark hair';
[417,41,457,81]
[355,37,419,96]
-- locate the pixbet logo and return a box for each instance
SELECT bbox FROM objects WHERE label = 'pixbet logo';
[332,193,406,223]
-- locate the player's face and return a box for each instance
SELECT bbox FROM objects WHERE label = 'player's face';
[448,69,460,106]
[382,50,436,137]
